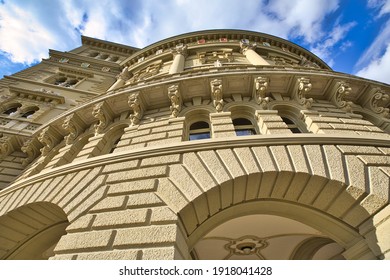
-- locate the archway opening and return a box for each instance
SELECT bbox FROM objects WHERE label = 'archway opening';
[191,214,345,260]
[0,202,69,260]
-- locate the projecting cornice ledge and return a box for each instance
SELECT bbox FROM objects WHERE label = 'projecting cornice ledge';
[2,134,390,195]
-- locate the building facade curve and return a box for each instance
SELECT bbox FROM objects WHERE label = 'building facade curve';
[0,29,389,260]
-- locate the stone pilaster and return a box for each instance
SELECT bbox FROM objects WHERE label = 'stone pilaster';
[256,110,292,134]
[210,112,235,138]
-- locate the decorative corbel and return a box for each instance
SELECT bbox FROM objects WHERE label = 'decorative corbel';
[38,126,62,156]
[294,77,313,108]
[210,79,224,112]
[62,113,85,145]
[92,101,114,135]
[331,81,353,113]
[0,135,11,158]
[253,77,270,109]
[168,84,182,117]
[21,139,40,166]
[367,88,389,118]
[128,92,144,126]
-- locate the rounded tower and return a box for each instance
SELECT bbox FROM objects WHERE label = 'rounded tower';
[0,30,389,260]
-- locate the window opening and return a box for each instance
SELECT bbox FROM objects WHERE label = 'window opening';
[189,121,211,140]
[233,118,256,136]
[282,117,301,133]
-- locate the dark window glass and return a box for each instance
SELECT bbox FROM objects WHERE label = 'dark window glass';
[233,118,256,136]
[2,107,19,115]
[21,110,36,118]
[189,121,210,141]
[282,117,301,133]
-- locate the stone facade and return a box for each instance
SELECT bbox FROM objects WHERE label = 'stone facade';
[0,30,389,260]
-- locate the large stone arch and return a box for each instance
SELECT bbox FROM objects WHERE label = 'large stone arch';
[175,172,379,260]
[0,202,69,259]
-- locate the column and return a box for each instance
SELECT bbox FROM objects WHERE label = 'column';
[240,40,269,66]
[107,67,130,91]
[169,44,188,74]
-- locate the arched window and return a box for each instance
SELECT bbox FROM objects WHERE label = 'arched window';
[189,121,210,140]
[21,107,39,119]
[233,118,256,136]
[109,137,121,154]
[282,117,301,133]
[2,104,22,115]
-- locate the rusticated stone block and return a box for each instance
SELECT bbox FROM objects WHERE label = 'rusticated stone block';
[76,250,139,260]
[106,166,168,183]
[55,230,114,253]
[93,209,148,229]
[113,225,177,247]
[108,179,157,195]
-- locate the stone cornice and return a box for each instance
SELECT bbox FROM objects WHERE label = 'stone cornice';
[120,29,331,70]
[2,134,390,196]
[81,36,139,55]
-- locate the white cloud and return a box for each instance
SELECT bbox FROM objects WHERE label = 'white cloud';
[354,1,390,84]
[356,43,390,84]
[262,0,339,43]
[0,3,59,64]
[0,0,353,74]
[368,0,390,16]
[310,20,356,65]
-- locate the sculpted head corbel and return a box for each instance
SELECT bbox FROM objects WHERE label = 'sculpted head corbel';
[368,88,389,118]
[168,84,182,117]
[21,139,40,166]
[294,77,313,109]
[254,77,270,109]
[128,92,144,126]
[331,81,353,113]
[210,79,224,113]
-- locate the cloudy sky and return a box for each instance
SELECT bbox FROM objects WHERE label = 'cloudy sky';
[0,0,389,84]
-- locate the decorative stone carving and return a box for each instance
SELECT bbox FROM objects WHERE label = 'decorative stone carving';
[92,102,108,135]
[210,79,224,112]
[38,127,54,156]
[0,135,11,158]
[299,55,320,69]
[240,39,257,54]
[294,77,313,109]
[118,66,131,81]
[368,89,390,118]
[332,82,353,112]
[128,92,143,126]
[197,50,233,64]
[127,61,162,84]
[21,139,39,166]
[62,113,84,145]
[171,43,188,57]
[168,84,182,117]
[253,77,270,109]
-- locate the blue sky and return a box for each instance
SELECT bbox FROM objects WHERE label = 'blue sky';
[0,0,389,84]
